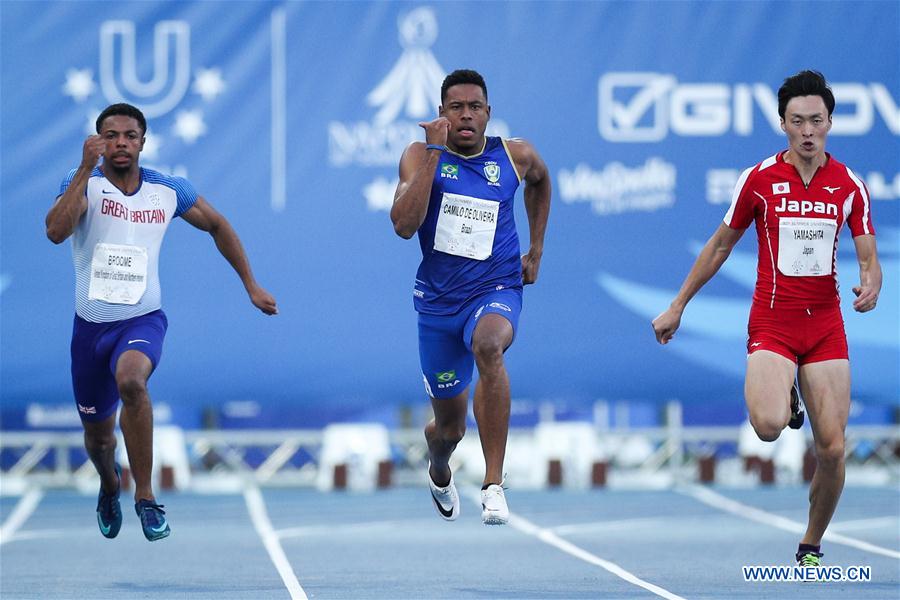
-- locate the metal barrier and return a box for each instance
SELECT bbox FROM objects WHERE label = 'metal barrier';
[2,421,897,491]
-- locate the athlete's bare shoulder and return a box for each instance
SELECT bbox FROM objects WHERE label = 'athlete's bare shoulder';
[503,137,545,182]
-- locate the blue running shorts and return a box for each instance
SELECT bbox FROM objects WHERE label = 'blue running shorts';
[418,288,522,400]
[70,309,168,422]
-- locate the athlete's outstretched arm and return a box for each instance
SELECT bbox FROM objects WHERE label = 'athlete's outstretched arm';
[851,234,881,313]
[652,223,744,344]
[391,117,449,239]
[181,197,278,315]
[507,139,550,285]
[46,135,103,244]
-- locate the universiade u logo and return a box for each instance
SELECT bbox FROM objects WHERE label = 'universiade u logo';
[99,20,191,118]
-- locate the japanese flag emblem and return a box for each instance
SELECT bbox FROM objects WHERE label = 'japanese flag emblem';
[772,182,790,195]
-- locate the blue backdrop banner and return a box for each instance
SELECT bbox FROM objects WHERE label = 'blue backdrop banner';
[2,1,897,428]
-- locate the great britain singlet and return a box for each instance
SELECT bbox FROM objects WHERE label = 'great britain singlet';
[414,137,523,315]
[58,166,197,322]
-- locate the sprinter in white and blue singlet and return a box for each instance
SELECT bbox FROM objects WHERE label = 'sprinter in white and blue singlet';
[392,70,551,525]
[46,103,277,542]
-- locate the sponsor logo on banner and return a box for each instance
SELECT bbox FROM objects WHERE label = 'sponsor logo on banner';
[598,72,900,141]
[328,7,510,211]
[558,158,676,215]
[706,169,741,205]
[62,20,230,177]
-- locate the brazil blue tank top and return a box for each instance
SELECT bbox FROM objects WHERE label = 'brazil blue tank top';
[414,136,522,315]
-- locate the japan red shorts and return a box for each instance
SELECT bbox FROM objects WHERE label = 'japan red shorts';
[747,303,848,365]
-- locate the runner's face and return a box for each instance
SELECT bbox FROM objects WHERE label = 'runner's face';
[99,115,145,172]
[440,84,490,154]
[781,95,831,162]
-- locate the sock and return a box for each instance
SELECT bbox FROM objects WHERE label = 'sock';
[796,543,821,559]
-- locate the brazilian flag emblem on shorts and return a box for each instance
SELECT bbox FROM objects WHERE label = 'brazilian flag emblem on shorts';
[436,370,456,382]
[440,163,459,179]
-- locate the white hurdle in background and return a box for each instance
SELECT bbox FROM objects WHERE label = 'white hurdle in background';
[316,423,393,492]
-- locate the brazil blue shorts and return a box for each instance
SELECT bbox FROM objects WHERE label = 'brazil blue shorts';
[417,288,522,400]
[70,309,167,422]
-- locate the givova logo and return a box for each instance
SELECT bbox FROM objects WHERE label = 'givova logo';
[598,72,900,142]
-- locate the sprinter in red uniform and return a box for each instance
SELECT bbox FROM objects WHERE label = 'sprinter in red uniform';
[652,71,881,567]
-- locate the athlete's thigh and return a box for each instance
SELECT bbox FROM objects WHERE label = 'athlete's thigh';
[109,309,168,378]
[745,350,796,421]
[418,312,474,400]
[71,317,119,422]
[798,359,850,444]
[464,289,522,352]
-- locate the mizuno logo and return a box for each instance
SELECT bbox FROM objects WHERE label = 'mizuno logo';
[128,339,150,345]
[750,342,762,347]
[822,186,841,194]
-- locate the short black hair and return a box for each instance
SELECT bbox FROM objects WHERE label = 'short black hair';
[441,69,488,104]
[96,103,147,135]
[777,70,835,119]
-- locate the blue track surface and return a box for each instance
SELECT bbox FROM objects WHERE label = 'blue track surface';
[1,486,897,599]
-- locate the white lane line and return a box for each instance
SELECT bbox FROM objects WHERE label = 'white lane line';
[277,518,435,540]
[243,487,308,600]
[465,489,685,600]
[830,516,899,532]
[551,517,667,536]
[0,488,44,545]
[679,485,900,560]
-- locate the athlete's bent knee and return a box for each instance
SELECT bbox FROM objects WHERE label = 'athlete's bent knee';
[472,337,505,365]
[435,424,465,446]
[116,374,148,404]
[84,431,116,455]
[814,439,845,468]
[750,415,784,442]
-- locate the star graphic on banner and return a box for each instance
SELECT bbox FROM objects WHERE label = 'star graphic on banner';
[141,131,162,161]
[193,68,226,102]
[172,109,207,144]
[63,69,95,103]
[363,176,399,212]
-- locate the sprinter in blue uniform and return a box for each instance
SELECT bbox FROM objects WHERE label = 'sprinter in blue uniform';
[392,70,551,525]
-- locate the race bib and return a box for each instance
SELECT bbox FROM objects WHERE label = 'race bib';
[433,192,499,260]
[777,217,836,277]
[88,243,148,304]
